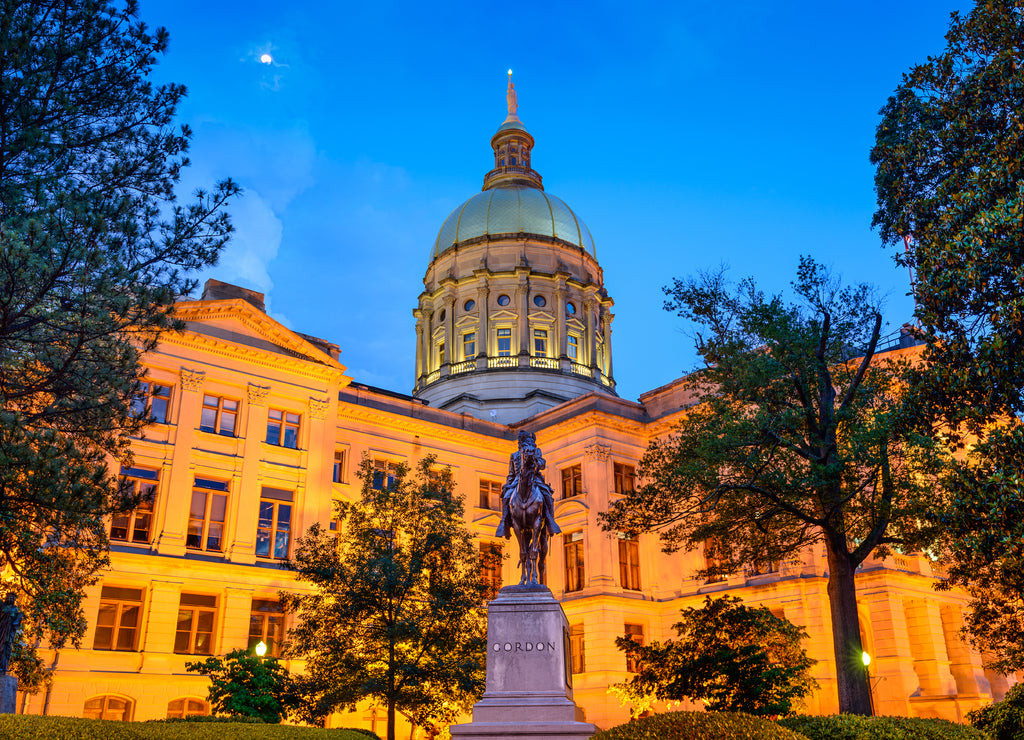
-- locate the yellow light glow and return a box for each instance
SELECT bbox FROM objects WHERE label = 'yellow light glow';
[508,69,513,75]
[255,641,267,657]
[861,651,871,667]
[260,54,273,65]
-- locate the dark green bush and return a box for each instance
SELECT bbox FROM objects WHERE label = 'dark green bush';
[593,710,811,739]
[149,714,266,723]
[968,683,1024,740]
[0,715,373,739]
[779,714,983,740]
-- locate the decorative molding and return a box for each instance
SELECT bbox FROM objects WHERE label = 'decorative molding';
[584,443,612,461]
[180,368,206,393]
[308,396,330,420]
[248,383,270,406]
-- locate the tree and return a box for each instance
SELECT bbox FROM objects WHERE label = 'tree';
[601,258,946,715]
[613,596,817,716]
[871,0,1024,670]
[186,648,295,723]
[0,0,236,651]
[282,457,488,740]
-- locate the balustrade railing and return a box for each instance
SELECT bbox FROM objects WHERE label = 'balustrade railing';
[531,356,558,369]
[450,360,474,375]
[488,356,516,369]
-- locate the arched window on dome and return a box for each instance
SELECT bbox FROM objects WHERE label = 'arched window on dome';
[510,156,517,166]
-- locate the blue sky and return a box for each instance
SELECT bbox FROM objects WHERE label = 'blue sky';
[143,0,971,403]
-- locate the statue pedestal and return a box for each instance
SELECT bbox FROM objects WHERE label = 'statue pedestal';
[450,585,596,740]
[0,674,17,714]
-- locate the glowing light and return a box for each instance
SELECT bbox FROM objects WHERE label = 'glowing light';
[507,69,512,75]
[861,651,871,667]
[260,54,273,65]
[255,640,267,657]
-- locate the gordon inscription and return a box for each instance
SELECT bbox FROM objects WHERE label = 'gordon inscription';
[491,641,556,653]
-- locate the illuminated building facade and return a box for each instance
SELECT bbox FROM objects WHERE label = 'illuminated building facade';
[27,80,1013,733]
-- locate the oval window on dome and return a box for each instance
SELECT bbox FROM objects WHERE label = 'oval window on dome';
[497,294,511,307]
[533,295,546,308]
[464,299,475,312]
[438,309,446,322]
[566,302,576,315]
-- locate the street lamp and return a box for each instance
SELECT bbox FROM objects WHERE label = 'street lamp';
[255,640,267,658]
[861,651,874,715]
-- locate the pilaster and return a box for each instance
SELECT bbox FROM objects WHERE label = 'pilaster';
[158,368,204,556]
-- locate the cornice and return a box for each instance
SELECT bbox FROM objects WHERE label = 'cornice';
[336,404,514,454]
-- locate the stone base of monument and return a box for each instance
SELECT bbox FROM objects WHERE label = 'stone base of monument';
[0,674,17,714]
[450,585,596,740]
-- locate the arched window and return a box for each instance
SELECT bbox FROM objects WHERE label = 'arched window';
[167,697,210,719]
[84,695,133,721]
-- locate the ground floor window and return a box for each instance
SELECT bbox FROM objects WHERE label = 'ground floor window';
[84,695,133,721]
[167,698,209,718]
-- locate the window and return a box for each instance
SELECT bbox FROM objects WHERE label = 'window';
[332,450,346,484]
[479,479,502,509]
[199,395,238,436]
[93,586,142,651]
[561,464,582,498]
[266,409,300,448]
[533,295,546,307]
[256,488,292,559]
[566,335,579,360]
[570,623,585,674]
[463,332,476,359]
[248,599,285,657]
[564,532,585,592]
[534,329,549,357]
[566,302,576,315]
[437,341,445,365]
[624,624,644,672]
[167,698,209,719]
[464,299,475,311]
[111,468,157,544]
[704,538,731,583]
[84,696,133,721]
[619,535,641,591]
[175,593,216,655]
[187,478,228,553]
[496,327,512,357]
[131,381,171,423]
[480,542,503,599]
[497,294,511,306]
[510,156,517,165]
[372,459,399,491]
[613,463,636,495]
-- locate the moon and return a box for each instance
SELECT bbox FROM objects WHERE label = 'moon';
[260,53,273,65]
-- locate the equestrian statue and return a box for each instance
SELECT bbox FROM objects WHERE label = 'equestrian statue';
[495,431,561,585]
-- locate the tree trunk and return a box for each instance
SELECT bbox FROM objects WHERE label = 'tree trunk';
[825,542,873,715]
[387,701,396,740]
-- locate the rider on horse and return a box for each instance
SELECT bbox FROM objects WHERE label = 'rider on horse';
[495,431,561,539]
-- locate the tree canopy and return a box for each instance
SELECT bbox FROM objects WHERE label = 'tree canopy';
[186,648,296,724]
[871,0,1024,671]
[0,0,236,651]
[282,457,488,740]
[601,258,946,715]
[613,596,817,717]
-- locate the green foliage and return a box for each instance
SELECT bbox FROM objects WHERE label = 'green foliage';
[0,714,372,739]
[9,635,51,695]
[0,0,236,649]
[186,648,295,723]
[779,714,984,740]
[283,456,488,740]
[613,596,817,717]
[592,710,810,740]
[871,0,1024,674]
[601,259,946,714]
[968,682,1024,740]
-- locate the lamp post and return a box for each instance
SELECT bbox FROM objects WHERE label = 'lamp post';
[255,641,267,659]
[861,651,874,715]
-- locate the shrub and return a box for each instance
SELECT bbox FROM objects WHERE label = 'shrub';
[592,710,811,739]
[0,715,373,739]
[968,683,1024,740]
[779,714,984,740]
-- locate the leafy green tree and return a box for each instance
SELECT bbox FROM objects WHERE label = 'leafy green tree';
[601,259,947,715]
[871,0,1024,670]
[283,457,488,740]
[613,596,817,716]
[0,0,236,651]
[968,681,1024,740]
[186,648,294,723]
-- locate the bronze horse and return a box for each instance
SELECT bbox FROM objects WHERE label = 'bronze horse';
[508,444,550,585]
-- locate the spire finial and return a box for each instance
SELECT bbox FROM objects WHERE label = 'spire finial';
[505,69,519,122]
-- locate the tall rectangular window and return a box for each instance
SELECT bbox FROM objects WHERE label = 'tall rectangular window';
[497,327,512,357]
[256,488,292,559]
[564,532,585,592]
[332,450,346,484]
[613,463,636,495]
[111,468,158,544]
[619,535,641,591]
[187,479,228,553]
[266,409,300,448]
[175,593,216,655]
[248,599,285,657]
[479,479,502,509]
[480,542,503,599]
[372,459,399,491]
[533,329,548,357]
[131,382,172,423]
[93,586,143,651]
[199,395,238,436]
[561,464,582,499]
[570,623,585,674]
[704,538,730,583]
[567,335,579,361]
[463,332,476,359]
[437,341,445,365]
[624,623,644,672]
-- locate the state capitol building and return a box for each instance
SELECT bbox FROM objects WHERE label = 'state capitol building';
[28,80,1014,735]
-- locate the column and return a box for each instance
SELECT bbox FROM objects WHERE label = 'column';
[554,280,567,360]
[516,269,530,364]
[859,590,919,716]
[413,310,424,382]
[221,587,255,653]
[422,302,433,374]
[139,579,183,673]
[443,294,455,366]
[940,604,990,697]
[301,393,334,536]
[476,279,489,367]
[602,308,614,380]
[582,443,616,588]
[905,597,957,696]
[157,368,204,556]
[227,382,270,565]
[584,294,597,371]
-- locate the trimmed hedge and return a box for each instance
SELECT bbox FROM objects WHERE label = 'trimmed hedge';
[779,714,984,740]
[0,715,374,739]
[592,710,811,739]
[968,683,1024,740]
